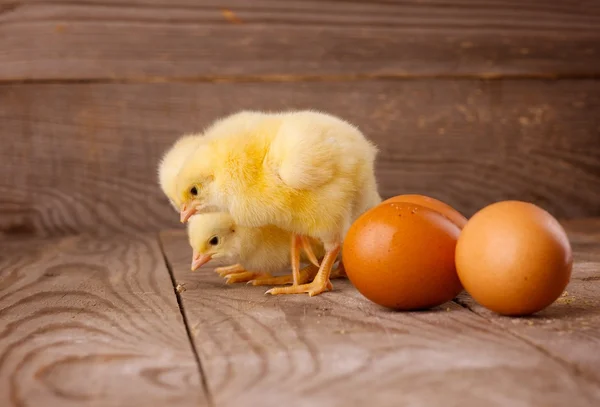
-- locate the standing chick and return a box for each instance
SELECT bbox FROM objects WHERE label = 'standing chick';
[187,213,337,285]
[174,110,380,296]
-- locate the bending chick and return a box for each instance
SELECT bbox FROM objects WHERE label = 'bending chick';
[187,213,341,285]
[175,110,380,296]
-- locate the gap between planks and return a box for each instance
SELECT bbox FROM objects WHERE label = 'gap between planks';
[1,71,600,85]
[158,233,215,407]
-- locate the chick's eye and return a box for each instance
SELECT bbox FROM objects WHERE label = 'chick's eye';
[209,236,219,246]
[190,186,198,196]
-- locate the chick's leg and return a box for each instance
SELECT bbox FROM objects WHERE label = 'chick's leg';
[290,234,322,285]
[301,236,320,267]
[290,234,302,285]
[266,242,340,297]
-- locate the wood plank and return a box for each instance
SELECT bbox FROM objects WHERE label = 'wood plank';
[0,233,208,407]
[160,227,600,407]
[0,0,599,80]
[1,79,598,237]
[456,218,600,383]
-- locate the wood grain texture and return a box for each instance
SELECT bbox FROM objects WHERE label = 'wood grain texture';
[457,218,600,383]
[0,233,208,407]
[1,80,599,237]
[0,0,599,80]
[160,225,600,407]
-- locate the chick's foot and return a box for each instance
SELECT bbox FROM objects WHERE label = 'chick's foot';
[248,265,316,286]
[250,263,346,287]
[215,264,246,277]
[267,243,340,297]
[224,271,272,284]
[265,279,333,296]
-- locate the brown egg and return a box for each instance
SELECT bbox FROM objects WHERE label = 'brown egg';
[342,202,463,310]
[455,201,572,316]
[382,194,468,229]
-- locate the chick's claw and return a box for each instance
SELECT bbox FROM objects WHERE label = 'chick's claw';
[225,271,272,284]
[265,279,333,296]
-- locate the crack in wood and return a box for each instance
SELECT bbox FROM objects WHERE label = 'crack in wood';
[1,72,599,85]
[157,234,214,407]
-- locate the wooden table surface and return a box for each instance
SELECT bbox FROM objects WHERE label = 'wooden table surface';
[1,219,599,407]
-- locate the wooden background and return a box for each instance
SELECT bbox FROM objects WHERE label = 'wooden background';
[1,2,600,407]
[0,0,599,238]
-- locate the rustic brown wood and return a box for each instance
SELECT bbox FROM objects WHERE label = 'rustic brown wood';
[456,218,600,383]
[0,0,599,80]
[0,234,208,406]
[1,80,598,237]
[160,225,600,407]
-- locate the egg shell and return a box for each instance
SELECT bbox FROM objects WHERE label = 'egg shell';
[382,194,468,229]
[342,202,463,310]
[455,201,572,316]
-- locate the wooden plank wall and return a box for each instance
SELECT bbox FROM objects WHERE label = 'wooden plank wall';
[0,0,599,237]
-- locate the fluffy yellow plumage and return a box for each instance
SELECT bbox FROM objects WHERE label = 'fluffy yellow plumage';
[175,110,381,296]
[157,133,203,211]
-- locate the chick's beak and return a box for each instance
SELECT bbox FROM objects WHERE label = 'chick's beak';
[191,251,213,271]
[180,202,198,223]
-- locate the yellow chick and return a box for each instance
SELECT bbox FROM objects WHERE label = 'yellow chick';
[175,110,380,296]
[187,212,335,285]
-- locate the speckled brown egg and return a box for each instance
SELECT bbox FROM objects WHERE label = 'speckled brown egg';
[342,202,463,310]
[455,201,572,316]
[382,194,468,229]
